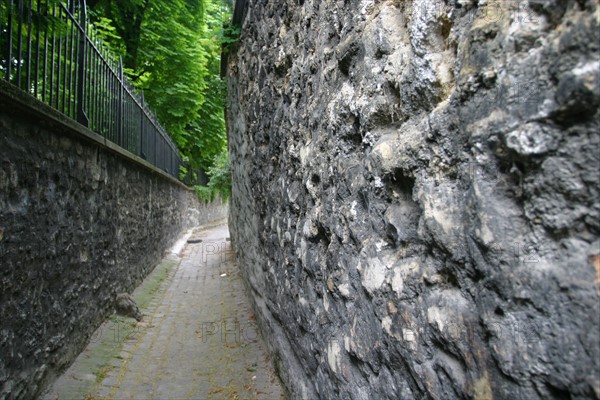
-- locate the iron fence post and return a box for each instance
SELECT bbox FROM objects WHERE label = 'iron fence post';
[77,0,88,126]
[140,90,144,158]
[6,0,14,81]
[117,56,123,146]
[16,0,23,88]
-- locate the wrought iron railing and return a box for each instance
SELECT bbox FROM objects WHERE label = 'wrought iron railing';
[0,0,182,179]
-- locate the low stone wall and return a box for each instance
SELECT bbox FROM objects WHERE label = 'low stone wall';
[0,81,227,399]
[227,0,599,399]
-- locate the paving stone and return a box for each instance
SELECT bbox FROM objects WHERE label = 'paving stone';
[100,375,119,388]
[44,221,284,400]
[94,385,113,399]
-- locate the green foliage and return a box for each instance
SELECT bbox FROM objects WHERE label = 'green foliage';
[194,185,215,204]
[178,165,189,182]
[88,0,233,176]
[207,151,231,200]
[194,151,231,203]
[87,12,127,56]
[220,23,241,47]
[136,0,208,140]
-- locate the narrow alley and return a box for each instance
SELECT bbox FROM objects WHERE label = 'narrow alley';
[1,1,598,399]
[43,220,284,400]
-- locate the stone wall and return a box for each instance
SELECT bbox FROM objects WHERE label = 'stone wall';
[0,82,227,399]
[227,0,599,398]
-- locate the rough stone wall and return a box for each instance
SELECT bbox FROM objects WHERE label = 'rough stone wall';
[227,0,599,398]
[0,93,227,399]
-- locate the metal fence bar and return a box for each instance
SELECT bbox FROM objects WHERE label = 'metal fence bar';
[25,0,31,91]
[15,0,22,88]
[0,0,184,180]
[5,0,13,81]
[60,3,67,113]
[34,0,40,97]
[116,56,122,145]
[42,0,48,101]
[75,0,85,125]
[67,2,75,117]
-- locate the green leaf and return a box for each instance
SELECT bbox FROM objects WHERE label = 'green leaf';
[89,0,233,174]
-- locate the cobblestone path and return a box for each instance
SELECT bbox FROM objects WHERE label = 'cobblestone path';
[44,220,284,400]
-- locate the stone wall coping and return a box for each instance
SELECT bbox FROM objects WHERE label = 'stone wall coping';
[0,79,193,192]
